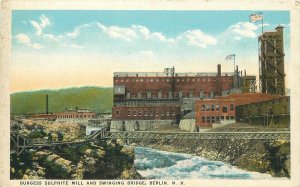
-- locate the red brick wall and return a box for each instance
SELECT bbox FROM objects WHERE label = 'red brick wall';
[195,99,236,128]
[114,76,234,99]
[112,106,181,120]
[56,112,96,119]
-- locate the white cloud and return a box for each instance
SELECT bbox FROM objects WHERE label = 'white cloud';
[42,34,62,42]
[32,43,44,49]
[177,30,217,48]
[105,26,137,41]
[14,33,43,50]
[257,23,270,28]
[60,43,84,49]
[40,15,51,28]
[17,21,218,53]
[15,33,31,44]
[29,15,51,36]
[234,36,241,41]
[228,22,258,38]
[29,20,42,36]
[65,22,171,44]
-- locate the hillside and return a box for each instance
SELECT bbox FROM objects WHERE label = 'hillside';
[10,86,113,115]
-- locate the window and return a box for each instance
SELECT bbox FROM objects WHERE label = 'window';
[155,112,159,116]
[211,105,215,111]
[222,106,228,113]
[172,110,175,116]
[226,116,229,120]
[116,111,120,116]
[216,116,220,122]
[150,111,153,116]
[201,105,205,111]
[230,104,234,111]
[216,105,220,111]
[166,111,170,116]
[230,116,235,120]
[206,105,210,111]
[221,116,224,120]
[202,116,206,123]
[211,116,215,123]
[144,111,148,116]
[133,111,137,116]
[139,111,142,116]
[127,110,131,116]
[206,116,210,123]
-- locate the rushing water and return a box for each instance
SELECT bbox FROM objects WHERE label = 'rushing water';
[134,147,273,179]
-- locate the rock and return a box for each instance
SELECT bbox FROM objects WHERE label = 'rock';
[85,149,92,156]
[22,174,29,179]
[120,169,130,179]
[11,167,15,174]
[46,154,60,162]
[94,149,105,158]
[37,169,45,176]
[121,147,134,157]
[33,151,50,161]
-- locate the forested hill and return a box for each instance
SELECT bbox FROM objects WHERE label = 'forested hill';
[10,86,113,115]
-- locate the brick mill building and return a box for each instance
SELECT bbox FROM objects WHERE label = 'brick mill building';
[56,108,96,121]
[111,65,256,131]
[194,93,286,129]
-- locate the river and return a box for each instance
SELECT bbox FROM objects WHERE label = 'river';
[134,147,274,179]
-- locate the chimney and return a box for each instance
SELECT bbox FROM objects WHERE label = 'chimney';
[244,69,246,76]
[217,64,222,96]
[46,95,49,114]
[236,65,239,88]
[217,64,221,76]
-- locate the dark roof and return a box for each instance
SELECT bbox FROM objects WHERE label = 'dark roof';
[182,111,195,119]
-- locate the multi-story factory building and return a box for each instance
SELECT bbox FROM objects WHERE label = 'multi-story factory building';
[111,65,256,131]
[194,93,283,129]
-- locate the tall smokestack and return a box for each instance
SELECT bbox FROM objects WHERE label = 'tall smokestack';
[46,94,49,114]
[236,65,239,88]
[217,64,222,96]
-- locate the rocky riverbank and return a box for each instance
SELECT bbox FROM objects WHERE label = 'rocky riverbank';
[135,138,290,178]
[10,119,142,180]
[11,140,142,179]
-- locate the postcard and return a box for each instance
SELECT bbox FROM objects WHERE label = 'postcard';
[1,0,300,187]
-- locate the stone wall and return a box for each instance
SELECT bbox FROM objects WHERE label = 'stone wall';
[110,120,174,131]
[179,119,196,132]
[212,119,236,128]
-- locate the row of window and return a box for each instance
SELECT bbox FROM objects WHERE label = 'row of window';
[115,77,232,83]
[116,110,176,117]
[200,104,234,112]
[201,115,235,123]
[57,114,95,119]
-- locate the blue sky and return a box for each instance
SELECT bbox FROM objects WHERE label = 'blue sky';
[11,10,290,92]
